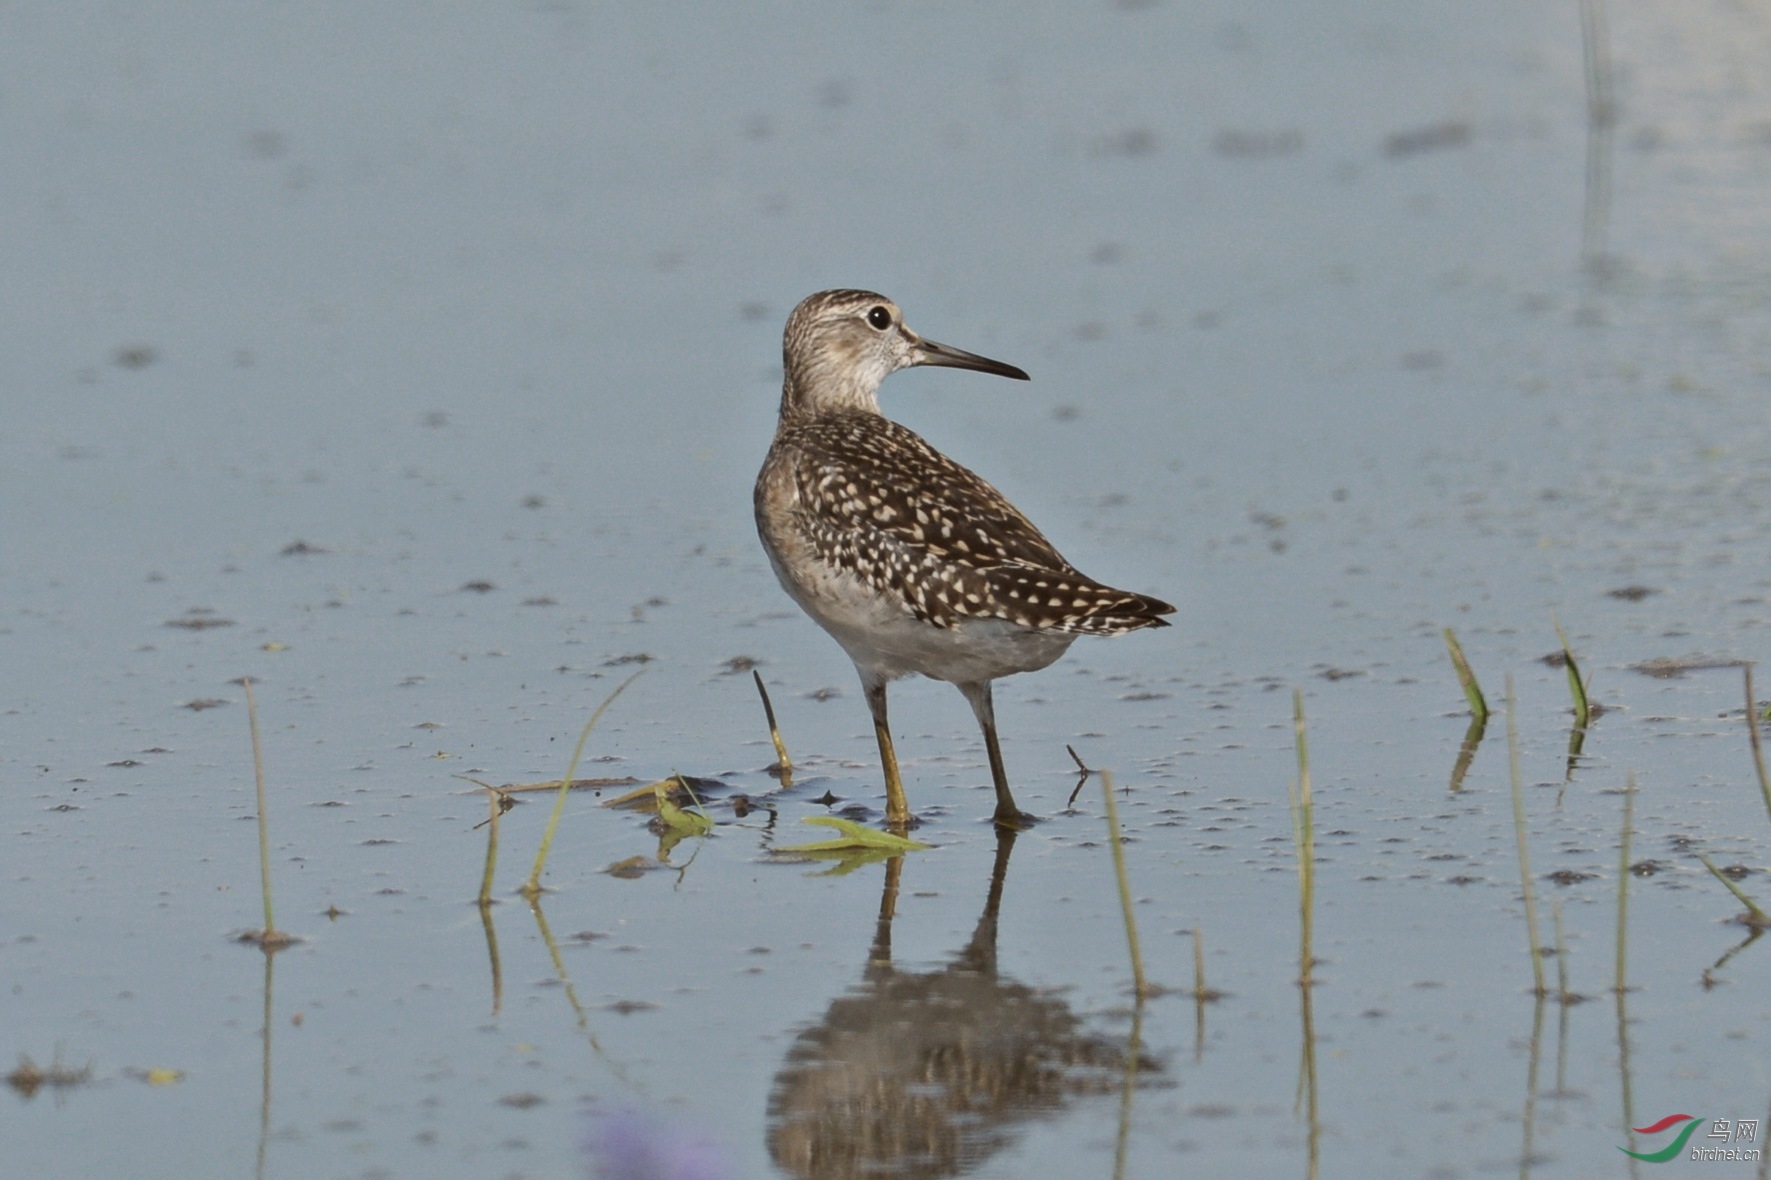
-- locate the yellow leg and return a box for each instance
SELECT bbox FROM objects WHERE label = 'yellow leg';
[863,677,911,826]
[959,680,1035,829]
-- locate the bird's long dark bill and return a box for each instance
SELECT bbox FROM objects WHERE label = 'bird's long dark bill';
[914,338,1030,382]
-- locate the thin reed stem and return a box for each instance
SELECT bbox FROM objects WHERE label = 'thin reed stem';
[1290,689,1315,986]
[1192,926,1207,999]
[1552,898,1569,1002]
[1614,774,1634,993]
[243,677,277,938]
[1745,666,1771,825]
[1100,769,1148,1000]
[523,670,643,896]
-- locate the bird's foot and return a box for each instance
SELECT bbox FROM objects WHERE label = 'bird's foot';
[884,810,923,833]
[991,807,1039,832]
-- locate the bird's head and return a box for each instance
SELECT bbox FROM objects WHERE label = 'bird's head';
[780,289,1028,420]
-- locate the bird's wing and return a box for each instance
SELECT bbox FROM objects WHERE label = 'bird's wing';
[780,416,1173,633]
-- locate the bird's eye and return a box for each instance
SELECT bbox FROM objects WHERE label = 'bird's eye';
[866,306,892,331]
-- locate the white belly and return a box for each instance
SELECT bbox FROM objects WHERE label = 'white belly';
[765,545,1078,686]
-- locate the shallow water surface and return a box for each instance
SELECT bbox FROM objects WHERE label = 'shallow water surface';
[5,3,1771,1178]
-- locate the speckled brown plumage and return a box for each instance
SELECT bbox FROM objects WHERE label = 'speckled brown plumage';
[754,289,1174,827]
[762,411,1171,635]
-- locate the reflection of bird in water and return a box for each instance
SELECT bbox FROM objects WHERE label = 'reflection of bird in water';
[755,290,1173,827]
[766,833,1161,1179]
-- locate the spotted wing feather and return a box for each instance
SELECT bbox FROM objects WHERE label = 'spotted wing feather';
[777,414,1173,634]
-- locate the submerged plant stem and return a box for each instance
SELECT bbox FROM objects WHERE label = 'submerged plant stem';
[1112,1001,1144,1180]
[1192,925,1208,1061]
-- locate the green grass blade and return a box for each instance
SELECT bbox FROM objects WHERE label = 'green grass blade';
[523,670,643,896]
[1552,616,1591,731]
[1443,628,1489,723]
[1697,853,1771,926]
[774,816,931,853]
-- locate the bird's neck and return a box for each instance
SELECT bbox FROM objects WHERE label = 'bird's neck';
[776,369,884,430]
